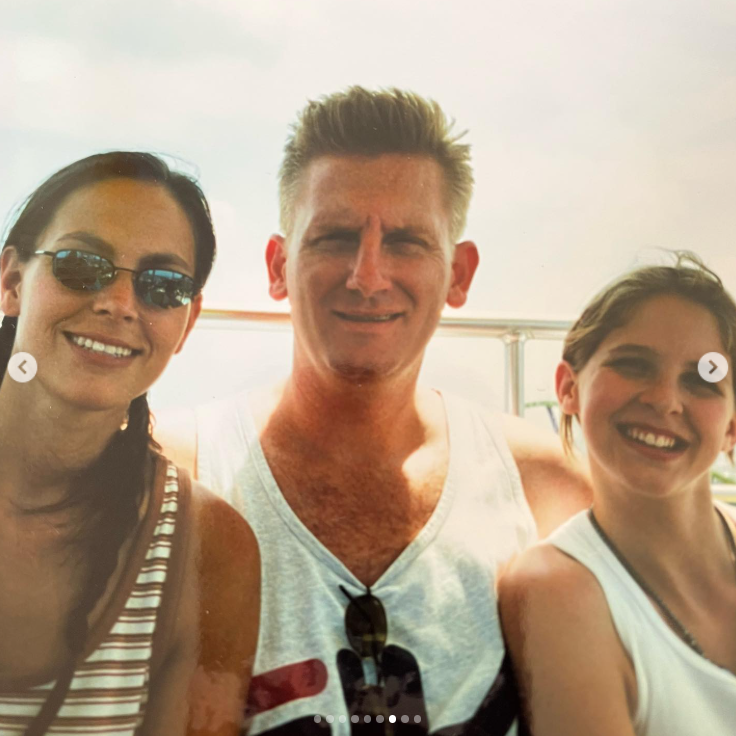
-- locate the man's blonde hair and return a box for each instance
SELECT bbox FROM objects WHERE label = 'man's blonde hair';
[279,86,473,241]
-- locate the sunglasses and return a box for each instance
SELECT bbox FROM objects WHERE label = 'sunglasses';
[35,249,197,309]
[340,585,390,726]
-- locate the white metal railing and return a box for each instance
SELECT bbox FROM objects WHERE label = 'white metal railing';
[197,307,736,499]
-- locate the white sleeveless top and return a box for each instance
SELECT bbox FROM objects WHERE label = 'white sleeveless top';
[548,511,736,736]
[196,390,537,735]
[0,461,186,736]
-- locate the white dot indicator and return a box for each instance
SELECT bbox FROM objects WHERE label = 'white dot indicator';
[415,715,422,723]
[326,715,334,724]
[389,715,397,723]
[698,352,729,383]
[339,715,346,723]
[313,715,321,723]
[401,715,409,723]
[351,715,359,723]
[364,715,371,723]
[376,715,384,723]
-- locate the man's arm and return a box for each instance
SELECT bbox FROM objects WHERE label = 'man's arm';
[153,407,199,479]
[502,414,592,538]
[498,545,637,736]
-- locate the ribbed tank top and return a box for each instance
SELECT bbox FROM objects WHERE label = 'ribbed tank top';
[548,511,736,736]
[0,460,189,735]
[196,389,537,735]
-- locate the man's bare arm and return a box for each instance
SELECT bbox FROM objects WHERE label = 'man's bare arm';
[502,414,592,538]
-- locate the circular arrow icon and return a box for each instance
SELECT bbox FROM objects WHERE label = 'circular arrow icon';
[8,352,38,383]
[698,352,728,384]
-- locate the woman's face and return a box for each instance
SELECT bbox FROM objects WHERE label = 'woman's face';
[558,294,736,500]
[0,177,202,413]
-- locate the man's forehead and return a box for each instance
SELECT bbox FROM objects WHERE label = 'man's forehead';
[292,154,450,229]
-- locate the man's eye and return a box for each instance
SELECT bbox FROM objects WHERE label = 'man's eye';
[317,236,358,251]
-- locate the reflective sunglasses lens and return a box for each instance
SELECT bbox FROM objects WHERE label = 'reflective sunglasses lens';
[53,250,113,291]
[345,594,388,658]
[136,269,195,308]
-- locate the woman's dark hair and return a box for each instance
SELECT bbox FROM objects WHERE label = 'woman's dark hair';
[0,152,216,668]
[560,251,736,461]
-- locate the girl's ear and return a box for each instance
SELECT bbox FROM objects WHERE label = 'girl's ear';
[721,411,736,457]
[556,360,581,416]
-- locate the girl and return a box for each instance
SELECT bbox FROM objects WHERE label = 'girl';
[0,152,259,735]
[500,253,736,735]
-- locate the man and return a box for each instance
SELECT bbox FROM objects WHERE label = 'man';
[158,87,590,735]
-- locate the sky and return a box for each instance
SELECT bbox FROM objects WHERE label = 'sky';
[2,0,736,417]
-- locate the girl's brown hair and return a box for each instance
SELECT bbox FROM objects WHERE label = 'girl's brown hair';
[560,251,736,458]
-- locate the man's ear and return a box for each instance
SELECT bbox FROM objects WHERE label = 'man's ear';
[266,235,288,301]
[1,247,24,317]
[175,292,203,355]
[555,360,580,416]
[446,241,479,309]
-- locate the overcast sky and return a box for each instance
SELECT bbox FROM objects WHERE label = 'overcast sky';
[2,0,735,321]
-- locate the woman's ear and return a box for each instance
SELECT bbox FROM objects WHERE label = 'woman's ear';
[556,360,580,416]
[1,247,24,317]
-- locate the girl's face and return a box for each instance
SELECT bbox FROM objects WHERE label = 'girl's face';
[0,177,202,414]
[557,294,736,500]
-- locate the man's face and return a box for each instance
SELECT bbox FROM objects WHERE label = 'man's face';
[267,154,478,384]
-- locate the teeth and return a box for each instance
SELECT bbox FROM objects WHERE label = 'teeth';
[70,334,133,358]
[625,427,677,449]
[341,313,396,322]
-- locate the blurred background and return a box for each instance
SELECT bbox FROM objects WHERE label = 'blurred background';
[2,0,735,483]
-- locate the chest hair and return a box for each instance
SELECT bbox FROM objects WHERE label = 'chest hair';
[263,444,447,587]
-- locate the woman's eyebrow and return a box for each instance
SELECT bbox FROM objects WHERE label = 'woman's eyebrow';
[56,231,191,270]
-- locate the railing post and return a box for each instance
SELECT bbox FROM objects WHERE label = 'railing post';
[503,331,527,417]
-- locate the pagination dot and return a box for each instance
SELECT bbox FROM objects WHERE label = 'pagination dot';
[401,715,409,723]
[313,715,321,723]
[376,715,384,723]
[326,715,334,724]
[389,715,397,723]
[414,715,422,723]
[351,715,359,723]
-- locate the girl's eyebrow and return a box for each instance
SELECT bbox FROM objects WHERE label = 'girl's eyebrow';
[608,344,658,357]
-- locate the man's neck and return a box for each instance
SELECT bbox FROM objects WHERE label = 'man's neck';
[260,368,439,460]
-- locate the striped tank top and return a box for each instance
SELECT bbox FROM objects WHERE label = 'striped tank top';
[0,459,190,735]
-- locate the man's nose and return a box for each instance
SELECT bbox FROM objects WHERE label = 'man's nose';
[345,232,391,298]
[91,272,139,320]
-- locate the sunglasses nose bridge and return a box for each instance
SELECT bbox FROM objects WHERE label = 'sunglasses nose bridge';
[90,266,140,318]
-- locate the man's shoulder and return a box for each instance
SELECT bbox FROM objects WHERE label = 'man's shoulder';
[153,386,261,481]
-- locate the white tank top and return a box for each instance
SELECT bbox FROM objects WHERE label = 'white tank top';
[196,390,537,735]
[548,511,736,736]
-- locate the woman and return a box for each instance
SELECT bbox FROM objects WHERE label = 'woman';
[500,253,736,735]
[0,152,259,735]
